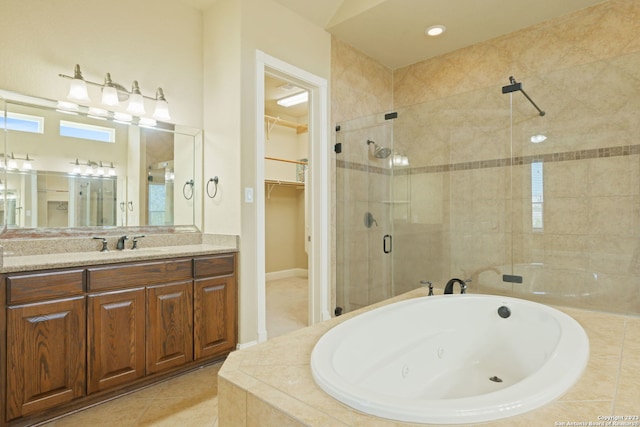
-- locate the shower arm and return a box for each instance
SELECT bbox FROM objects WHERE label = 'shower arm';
[501,76,545,117]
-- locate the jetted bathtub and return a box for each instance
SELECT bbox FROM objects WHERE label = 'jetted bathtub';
[311,294,589,424]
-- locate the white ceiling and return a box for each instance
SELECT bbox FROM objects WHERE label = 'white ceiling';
[181,0,606,69]
[180,0,607,118]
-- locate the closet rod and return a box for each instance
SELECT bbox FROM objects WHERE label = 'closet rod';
[265,156,308,165]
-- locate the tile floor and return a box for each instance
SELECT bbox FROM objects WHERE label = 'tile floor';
[39,276,308,426]
[266,276,308,338]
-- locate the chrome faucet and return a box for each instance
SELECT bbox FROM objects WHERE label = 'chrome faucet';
[444,278,471,294]
[420,280,434,296]
[116,235,128,250]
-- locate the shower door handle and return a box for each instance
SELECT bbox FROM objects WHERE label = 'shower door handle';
[383,234,392,254]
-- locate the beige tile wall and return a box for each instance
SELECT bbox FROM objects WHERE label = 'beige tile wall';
[333,0,640,315]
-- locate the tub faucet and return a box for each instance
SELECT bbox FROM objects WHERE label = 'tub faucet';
[444,278,471,294]
[420,280,434,296]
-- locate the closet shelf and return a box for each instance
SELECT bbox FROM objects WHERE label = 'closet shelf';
[265,114,308,138]
[265,179,305,187]
[265,179,305,199]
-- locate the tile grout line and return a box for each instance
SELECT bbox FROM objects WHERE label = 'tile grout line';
[610,318,628,415]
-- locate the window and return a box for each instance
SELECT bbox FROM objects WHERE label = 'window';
[0,111,44,133]
[60,120,115,143]
[531,161,544,231]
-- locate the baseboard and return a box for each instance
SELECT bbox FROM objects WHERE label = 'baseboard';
[236,340,258,350]
[266,268,308,281]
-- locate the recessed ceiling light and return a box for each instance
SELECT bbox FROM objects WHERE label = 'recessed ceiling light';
[425,25,446,37]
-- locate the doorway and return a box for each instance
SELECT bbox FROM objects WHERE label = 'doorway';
[255,51,330,343]
[263,74,309,338]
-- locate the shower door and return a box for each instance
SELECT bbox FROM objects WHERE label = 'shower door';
[335,112,396,314]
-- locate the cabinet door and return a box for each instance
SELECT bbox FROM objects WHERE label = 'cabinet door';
[146,281,193,374]
[194,275,237,359]
[6,297,86,420]
[87,288,146,393]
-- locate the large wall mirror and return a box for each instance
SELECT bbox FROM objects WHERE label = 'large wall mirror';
[0,90,201,235]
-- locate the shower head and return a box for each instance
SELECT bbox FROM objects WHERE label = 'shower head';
[366,139,392,159]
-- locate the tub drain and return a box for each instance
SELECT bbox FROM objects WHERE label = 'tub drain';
[489,376,503,383]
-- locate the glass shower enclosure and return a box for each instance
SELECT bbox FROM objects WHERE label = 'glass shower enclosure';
[336,53,640,317]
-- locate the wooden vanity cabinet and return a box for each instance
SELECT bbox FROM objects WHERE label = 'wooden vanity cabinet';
[146,280,193,374]
[2,252,237,427]
[87,287,146,394]
[5,270,86,421]
[194,255,237,359]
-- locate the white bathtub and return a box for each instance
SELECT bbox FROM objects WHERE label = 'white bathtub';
[311,294,589,424]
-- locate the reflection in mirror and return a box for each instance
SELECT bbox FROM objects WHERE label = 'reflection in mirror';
[0,89,200,233]
[3,171,117,228]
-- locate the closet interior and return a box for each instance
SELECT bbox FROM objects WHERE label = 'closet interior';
[263,75,309,339]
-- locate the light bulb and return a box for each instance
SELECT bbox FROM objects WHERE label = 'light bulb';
[127,81,146,115]
[101,86,119,106]
[101,73,120,106]
[68,79,90,103]
[67,64,90,103]
[153,88,170,121]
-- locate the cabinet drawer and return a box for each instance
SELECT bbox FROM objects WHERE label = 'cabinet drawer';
[7,269,84,304]
[194,254,235,278]
[87,259,192,291]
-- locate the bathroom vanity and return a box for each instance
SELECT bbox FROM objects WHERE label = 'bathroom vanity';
[0,242,238,427]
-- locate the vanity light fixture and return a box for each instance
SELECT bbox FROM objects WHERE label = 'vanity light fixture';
[0,153,35,170]
[153,88,170,120]
[101,73,120,107]
[277,91,308,107]
[8,153,18,170]
[69,158,116,177]
[71,159,82,175]
[21,154,34,171]
[127,81,146,115]
[59,64,171,121]
[66,64,91,103]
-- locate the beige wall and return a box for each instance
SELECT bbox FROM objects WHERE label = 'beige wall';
[264,117,308,274]
[0,0,203,128]
[0,0,204,230]
[204,0,331,345]
[265,186,307,273]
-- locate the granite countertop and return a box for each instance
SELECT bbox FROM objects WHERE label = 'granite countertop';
[0,243,238,273]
